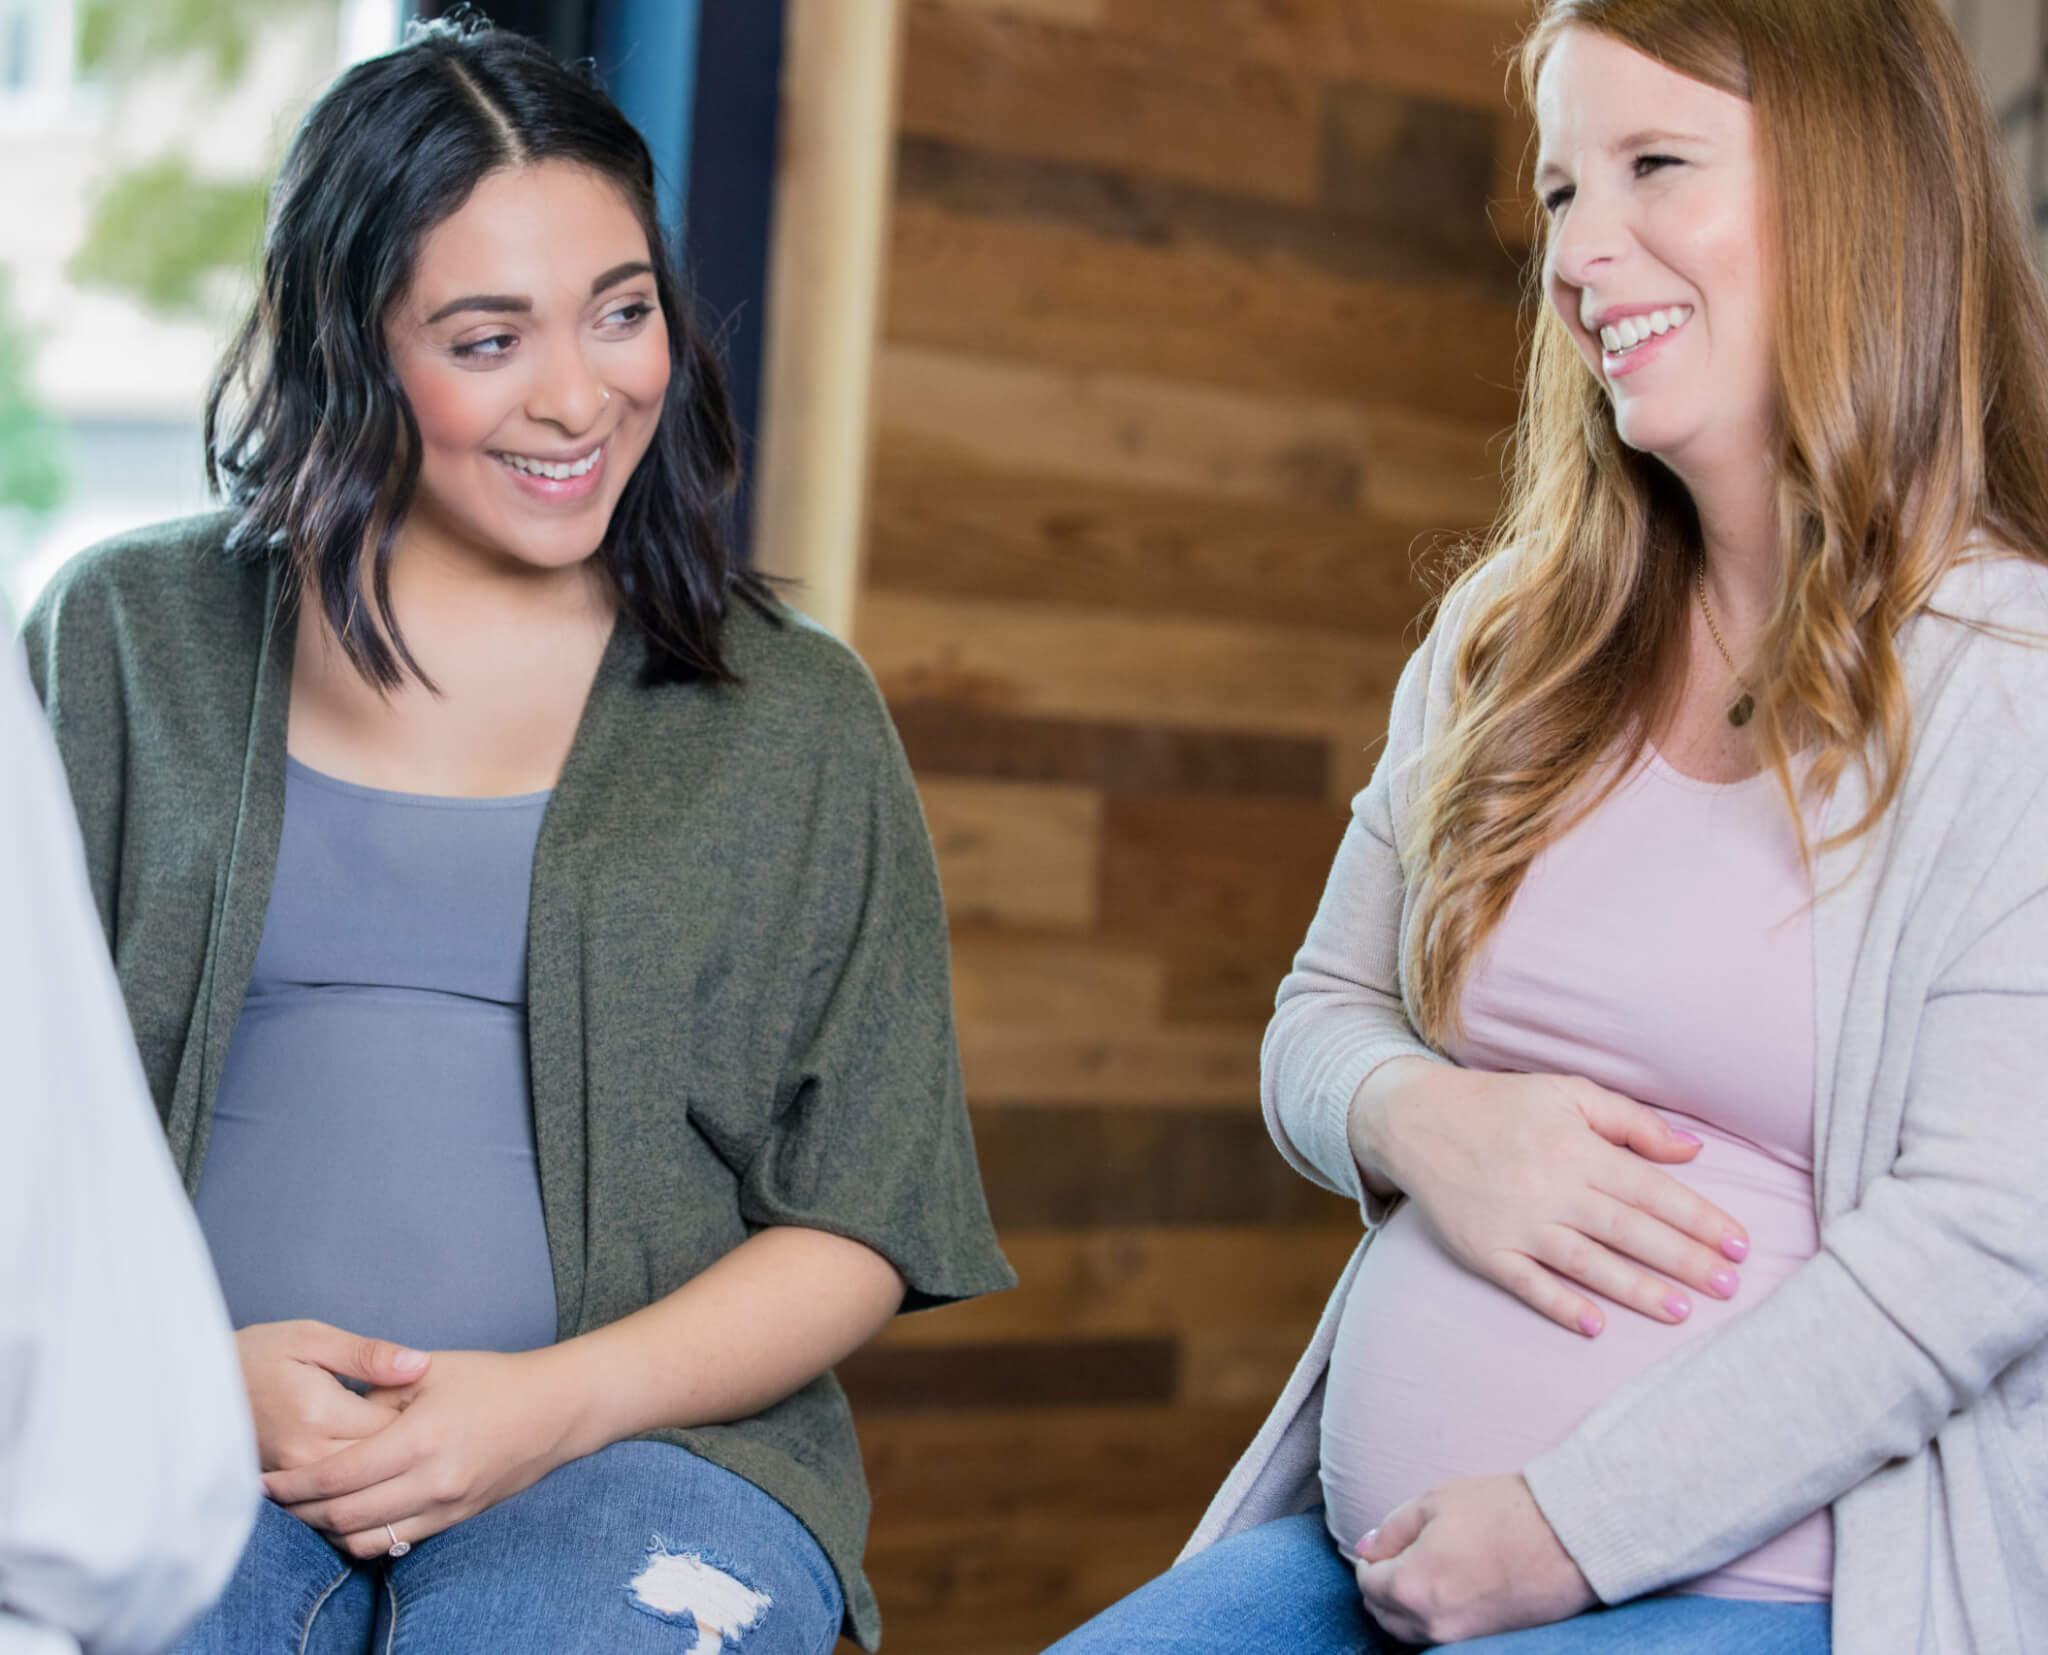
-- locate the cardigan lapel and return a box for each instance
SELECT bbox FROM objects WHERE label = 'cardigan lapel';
[176,562,295,1188]
[522,614,637,1341]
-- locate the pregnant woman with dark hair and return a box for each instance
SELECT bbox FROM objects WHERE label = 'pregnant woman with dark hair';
[23,19,1010,1654]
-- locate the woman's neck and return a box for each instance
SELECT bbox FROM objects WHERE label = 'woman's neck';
[385,523,614,644]
[1678,451,1779,644]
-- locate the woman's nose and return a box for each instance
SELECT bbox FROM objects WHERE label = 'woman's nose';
[526,342,609,435]
[1548,186,1628,289]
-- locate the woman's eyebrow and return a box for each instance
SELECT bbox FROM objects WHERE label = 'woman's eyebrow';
[1611,126,1707,151]
[422,263,652,326]
[590,259,653,294]
[424,292,529,324]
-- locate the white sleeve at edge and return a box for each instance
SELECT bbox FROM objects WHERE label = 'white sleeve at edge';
[0,642,257,1654]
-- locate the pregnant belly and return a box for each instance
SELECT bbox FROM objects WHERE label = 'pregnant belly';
[1318,1119,1833,1602]
[193,989,559,1356]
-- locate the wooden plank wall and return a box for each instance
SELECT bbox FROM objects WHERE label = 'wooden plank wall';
[836,3,1535,1649]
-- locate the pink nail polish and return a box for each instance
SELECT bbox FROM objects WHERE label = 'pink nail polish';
[1709,1268,1740,1298]
[1663,1293,1692,1320]
[1722,1236,1750,1262]
[1578,1310,1603,1337]
[1670,1128,1703,1146]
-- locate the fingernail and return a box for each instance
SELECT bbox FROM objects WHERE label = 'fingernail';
[1709,1268,1740,1298]
[1670,1127,1702,1146]
[1361,1528,1378,1552]
[395,1347,429,1372]
[1577,1310,1604,1337]
[1663,1293,1692,1321]
[1721,1236,1750,1262]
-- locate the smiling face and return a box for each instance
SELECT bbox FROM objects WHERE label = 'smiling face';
[385,159,670,577]
[1535,28,1773,488]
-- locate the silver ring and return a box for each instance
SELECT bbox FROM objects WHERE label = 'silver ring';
[384,1523,410,1559]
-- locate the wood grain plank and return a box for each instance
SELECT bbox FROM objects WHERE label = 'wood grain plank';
[857,590,1404,741]
[949,931,1165,1028]
[876,1225,1360,1344]
[892,698,1333,799]
[1100,0,1534,111]
[1494,92,1540,251]
[901,3,1321,203]
[931,0,1106,24]
[893,132,1522,298]
[970,1105,1356,1226]
[922,777,1103,929]
[1179,1325,1316,1406]
[877,346,1351,513]
[1320,80,1498,257]
[1099,793,1350,944]
[959,1022,1263,1107]
[860,1401,1272,1516]
[840,1337,1178,1410]
[884,205,1525,426]
[856,1512,1192,1655]
[866,429,1456,632]
[1158,933,1305,1024]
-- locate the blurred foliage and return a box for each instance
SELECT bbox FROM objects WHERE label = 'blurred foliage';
[0,271,67,517]
[69,158,270,317]
[68,0,333,320]
[76,0,321,86]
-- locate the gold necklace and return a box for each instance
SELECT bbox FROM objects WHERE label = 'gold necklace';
[1695,560,1757,727]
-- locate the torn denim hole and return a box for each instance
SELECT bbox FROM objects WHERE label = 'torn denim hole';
[625,1536,774,1654]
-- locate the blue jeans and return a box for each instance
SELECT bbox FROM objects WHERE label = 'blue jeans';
[170,1442,843,1655]
[1040,1512,1832,1654]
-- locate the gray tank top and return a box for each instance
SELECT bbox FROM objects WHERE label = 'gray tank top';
[193,757,559,1354]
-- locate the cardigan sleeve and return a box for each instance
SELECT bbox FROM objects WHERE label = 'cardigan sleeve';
[1262,591,1452,1226]
[1524,765,2048,1603]
[19,559,128,945]
[734,686,1015,1313]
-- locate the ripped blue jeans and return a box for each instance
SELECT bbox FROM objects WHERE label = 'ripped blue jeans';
[168,1442,844,1655]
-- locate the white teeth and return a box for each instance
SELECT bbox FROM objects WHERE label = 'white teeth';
[499,446,601,480]
[1597,305,1693,356]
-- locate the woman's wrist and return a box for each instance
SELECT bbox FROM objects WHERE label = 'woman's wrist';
[1349,1055,1440,1201]
[529,1333,634,1465]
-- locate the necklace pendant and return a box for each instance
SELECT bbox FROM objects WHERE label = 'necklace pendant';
[1728,693,1756,728]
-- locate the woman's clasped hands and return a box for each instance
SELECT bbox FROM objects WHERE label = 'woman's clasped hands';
[240,1320,590,1558]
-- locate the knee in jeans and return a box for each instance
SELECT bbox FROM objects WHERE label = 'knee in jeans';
[625,1536,774,1654]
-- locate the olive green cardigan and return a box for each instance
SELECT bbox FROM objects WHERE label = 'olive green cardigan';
[22,513,1015,1650]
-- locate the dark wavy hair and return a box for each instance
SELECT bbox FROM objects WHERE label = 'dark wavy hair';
[205,15,774,689]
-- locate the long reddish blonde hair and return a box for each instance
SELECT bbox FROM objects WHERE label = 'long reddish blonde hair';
[1406,0,2048,1043]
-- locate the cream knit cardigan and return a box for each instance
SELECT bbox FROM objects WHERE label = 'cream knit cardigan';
[1185,552,2048,1655]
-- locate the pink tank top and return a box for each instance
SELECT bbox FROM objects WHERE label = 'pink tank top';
[1319,748,1832,1602]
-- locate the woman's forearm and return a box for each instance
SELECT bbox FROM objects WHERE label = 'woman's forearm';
[548,1226,906,1458]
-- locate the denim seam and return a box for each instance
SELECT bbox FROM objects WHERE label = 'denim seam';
[295,1561,356,1655]
[381,1573,399,1655]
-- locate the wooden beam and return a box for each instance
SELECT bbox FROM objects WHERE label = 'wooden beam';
[751,0,905,635]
